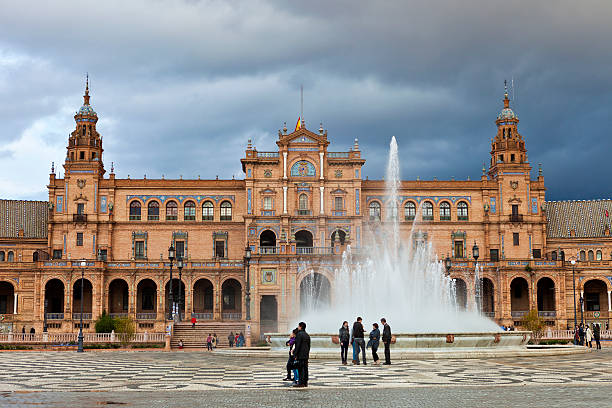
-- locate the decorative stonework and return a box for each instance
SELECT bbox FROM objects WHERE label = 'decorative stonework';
[334,170,343,178]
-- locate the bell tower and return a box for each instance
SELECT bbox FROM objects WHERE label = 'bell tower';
[488,80,528,178]
[64,76,104,175]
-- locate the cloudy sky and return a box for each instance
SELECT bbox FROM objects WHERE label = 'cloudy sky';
[1,0,611,201]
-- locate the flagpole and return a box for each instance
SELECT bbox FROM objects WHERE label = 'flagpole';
[300,84,303,126]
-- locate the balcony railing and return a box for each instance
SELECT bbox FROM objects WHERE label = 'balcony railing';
[191,312,213,320]
[258,246,279,255]
[72,214,87,223]
[0,332,166,343]
[222,313,242,320]
[296,247,334,255]
[328,152,350,158]
[482,312,495,318]
[511,311,528,318]
[509,214,523,222]
[332,211,346,216]
[296,210,312,216]
[45,313,64,320]
[260,210,275,216]
[257,152,279,158]
[72,313,92,320]
[538,311,557,318]
[136,312,157,320]
[109,313,128,318]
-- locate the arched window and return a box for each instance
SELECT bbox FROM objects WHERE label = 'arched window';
[129,201,141,220]
[220,201,232,221]
[0,251,4,262]
[202,201,214,221]
[551,251,557,261]
[33,251,39,262]
[298,194,309,215]
[440,202,451,221]
[369,201,381,221]
[422,202,433,221]
[579,250,586,261]
[7,252,14,262]
[588,250,594,261]
[404,202,416,221]
[184,201,196,221]
[457,201,469,221]
[386,203,397,220]
[166,201,178,221]
[596,250,602,261]
[147,201,159,221]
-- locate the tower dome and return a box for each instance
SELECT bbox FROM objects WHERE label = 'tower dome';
[497,107,517,120]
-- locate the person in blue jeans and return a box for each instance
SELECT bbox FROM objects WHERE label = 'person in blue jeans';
[352,317,366,365]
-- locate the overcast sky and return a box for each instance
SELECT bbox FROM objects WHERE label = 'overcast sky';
[1,0,611,201]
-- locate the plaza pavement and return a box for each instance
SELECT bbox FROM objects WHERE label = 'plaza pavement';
[0,349,609,407]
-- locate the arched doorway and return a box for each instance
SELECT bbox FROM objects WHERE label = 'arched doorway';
[259,230,277,254]
[165,279,186,319]
[72,279,92,320]
[193,278,214,319]
[45,279,65,319]
[537,277,556,317]
[299,272,331,313]
[260,295,278,334]
[481,278,495,316]
[583,279,609,316]
[221,279,242,320]
[136,279,157,319]
[108,279,129,316]
[0,282,15,314]
[510,277,529,317]
[330,230,346,246]
[295,230,314,254]
[453,278,467,310]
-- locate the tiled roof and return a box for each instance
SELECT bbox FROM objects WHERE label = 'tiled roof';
[546,200,612,238]
[0,200,48,239]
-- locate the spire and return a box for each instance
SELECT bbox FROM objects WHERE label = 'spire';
[503,79,509,108]
[84,73,90,106]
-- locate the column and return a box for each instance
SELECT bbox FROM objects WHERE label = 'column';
[608,291,611,312]
[283,152,287,179]
[319,152,324,180]
[13,293,17,314]
[283,186,288,214]
[319,186,324,214]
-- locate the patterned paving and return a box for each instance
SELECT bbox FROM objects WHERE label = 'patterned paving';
[0,350,610,391]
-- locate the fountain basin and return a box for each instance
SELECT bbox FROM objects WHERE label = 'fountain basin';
[265,331,536,359]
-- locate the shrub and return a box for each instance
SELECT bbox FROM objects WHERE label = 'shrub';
[115,316,136,347]
[132,343,164,349]
[95,311,116,333]
[524,309,545,344]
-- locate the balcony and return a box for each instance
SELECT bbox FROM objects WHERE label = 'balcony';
[509,214,523,222]
[109,313,128,318]
[511,311,528,318]
[136,313,157,320]
[296,210,312,216]
[296,247,334,255]
[260,210,275,216]
[45,313,64,320]
[257,152,279,158]
[72,313,92,320]
[73,214,87,223]
[259,246,279,255]
[328,152,350,158]
[332,211,346,216]
[191,312,213,320]
[222,313,242,320]
[538,311,556,318]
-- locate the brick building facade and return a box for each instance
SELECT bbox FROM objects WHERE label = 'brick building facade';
[0,82,610,338]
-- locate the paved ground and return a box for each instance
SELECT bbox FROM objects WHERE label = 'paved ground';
[0,349,609,406]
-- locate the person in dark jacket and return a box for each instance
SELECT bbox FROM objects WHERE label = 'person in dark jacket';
[578,324,585,346]
[367,323,381,365]
[352,317,366,365]
[381,317,392,365]
[339,321,350,365]
[292,322,311,387]
[594,323,601,350]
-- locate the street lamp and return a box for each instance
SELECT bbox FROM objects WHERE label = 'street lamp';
[168,245,175,321]
[444,255,452,276]
[244,246,251,320]
[579,295,584,326]
[78,260,86,353]
[176,256,184,322]
[571,258,578,329]
[472,242,479,262]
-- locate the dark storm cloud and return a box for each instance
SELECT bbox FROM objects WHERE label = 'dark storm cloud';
[1,0,611,199]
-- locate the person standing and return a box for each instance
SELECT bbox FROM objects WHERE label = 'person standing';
[586,324,593,348]
[228,332,234,347]
[381,317,392,365]
[206,333,213,351]
[594,323,601,350]
[352,317,366,365]
[339,321,350,365]
[293,322,311,388]
[368,323,381,365]
[579,324,585,346]
[284,328,298,382]
[213,333,218,349]
[191,316,197,328]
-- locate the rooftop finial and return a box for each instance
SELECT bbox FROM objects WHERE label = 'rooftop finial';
[51,161,54,174]
[110,161,114,173]
[538,162,543,177]
[84,73,90,105]
[503,79,510,108]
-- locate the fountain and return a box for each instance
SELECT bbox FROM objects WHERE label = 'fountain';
[266,136,531,357]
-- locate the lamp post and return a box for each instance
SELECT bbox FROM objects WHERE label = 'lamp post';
[168,245,175,320]
[176,256,184,322]
[571,259,578,329]
[78,260,86,353]
[244,246,251,320]
[444,255,452,277]
[472,242,479,262]
[579,295,584,326]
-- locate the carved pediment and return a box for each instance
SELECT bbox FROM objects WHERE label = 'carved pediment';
[508,195,522,203]
[73,193,88,202]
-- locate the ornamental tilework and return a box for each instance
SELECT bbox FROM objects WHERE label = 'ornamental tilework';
[125,195,235,204]
[290,160,316,177]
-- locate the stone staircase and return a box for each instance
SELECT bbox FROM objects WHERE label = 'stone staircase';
[171,322,246,349]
